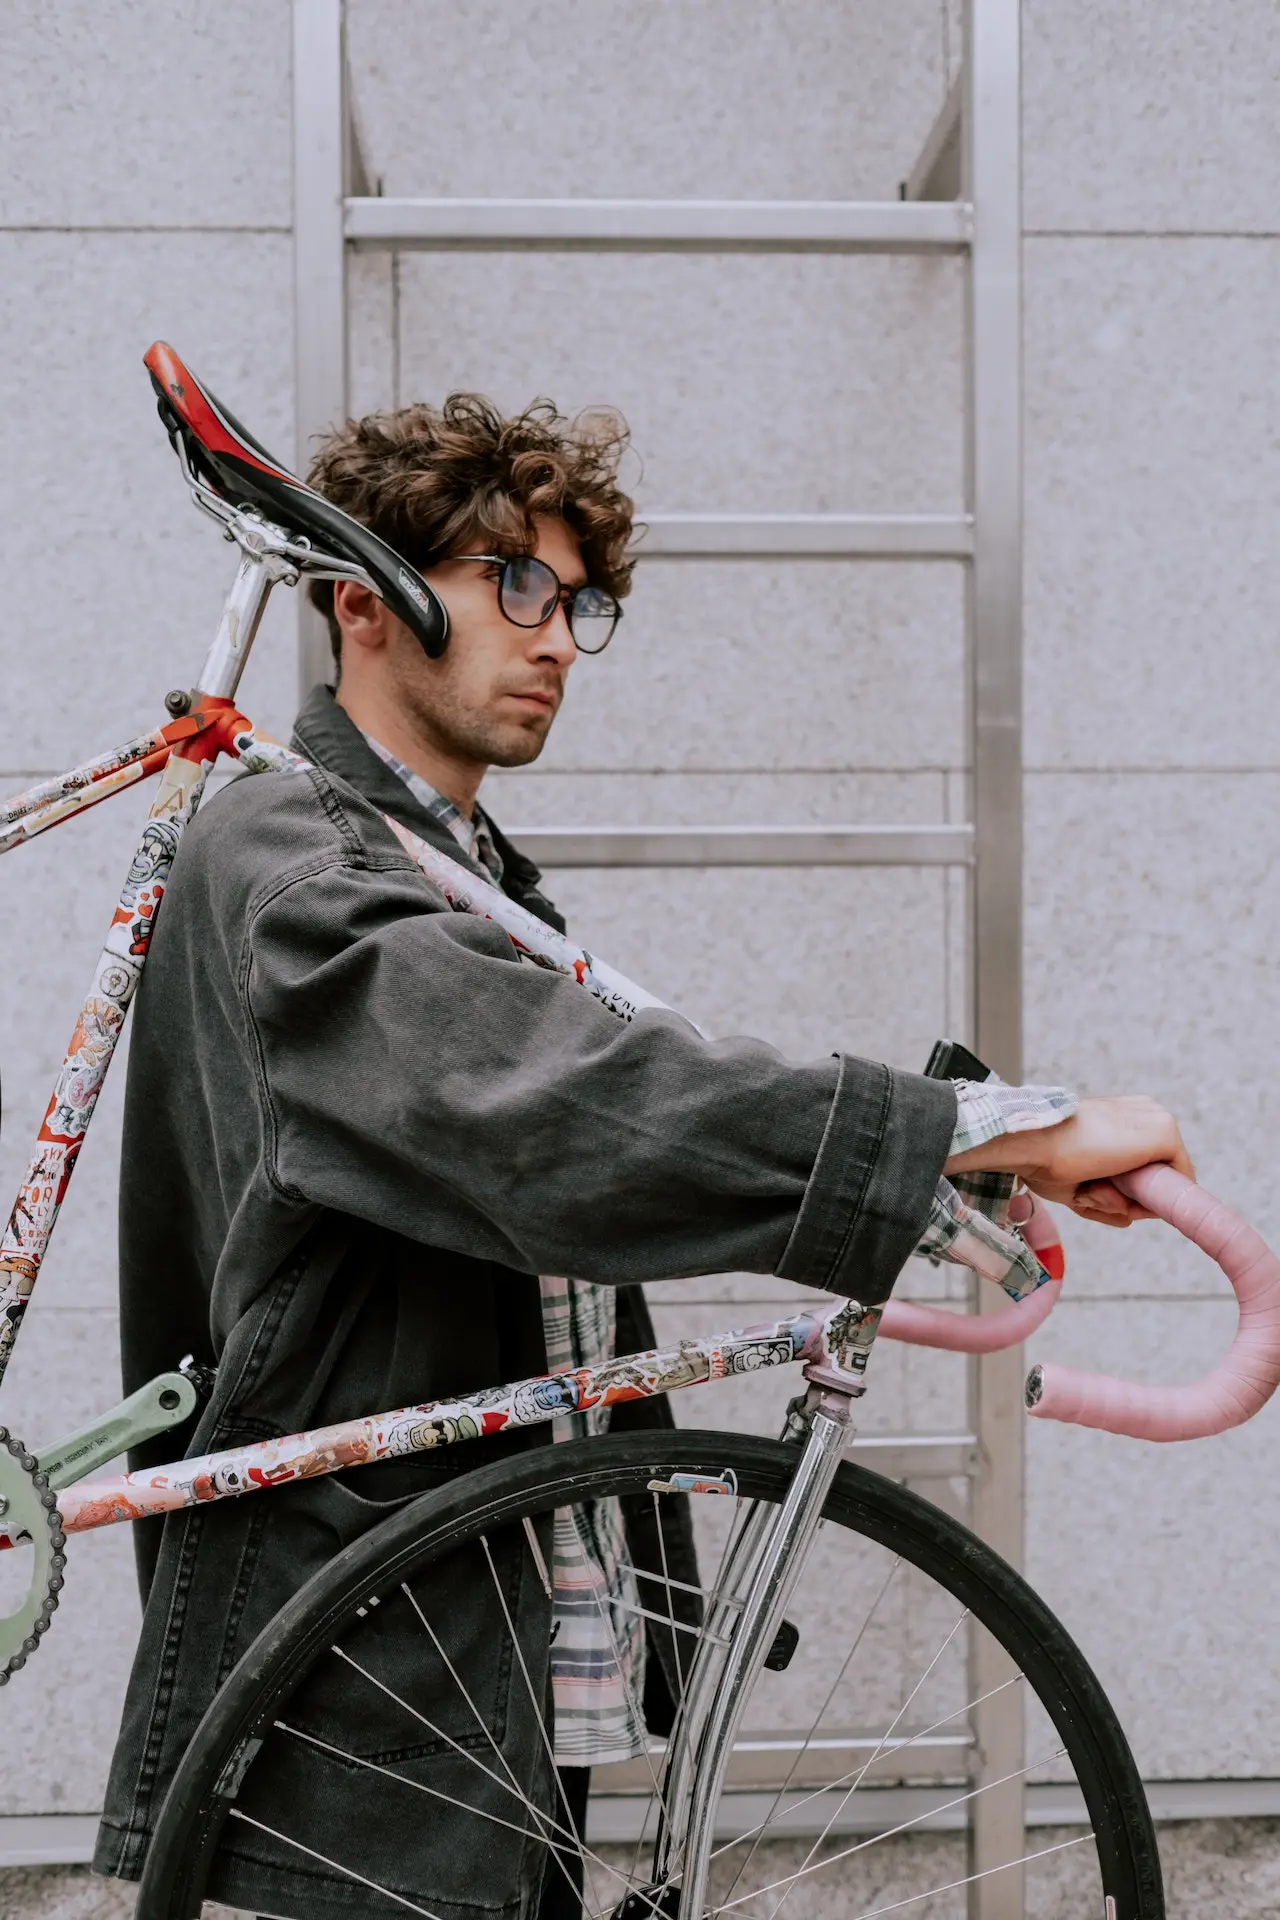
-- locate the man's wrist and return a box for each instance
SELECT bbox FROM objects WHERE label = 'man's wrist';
[944,1121,1065,1180]
[943,1079,1077,1179]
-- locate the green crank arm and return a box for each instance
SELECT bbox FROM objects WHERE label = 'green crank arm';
[37,1371,199,1491]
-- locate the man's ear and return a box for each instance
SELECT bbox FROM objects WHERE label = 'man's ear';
[333,579,392,653]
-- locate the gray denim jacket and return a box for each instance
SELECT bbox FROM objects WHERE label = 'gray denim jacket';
[94,688,956,1913]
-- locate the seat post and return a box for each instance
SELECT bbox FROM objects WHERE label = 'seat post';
[196,520,300,702]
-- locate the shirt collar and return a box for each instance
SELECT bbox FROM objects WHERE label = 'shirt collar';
[360,731,505,887]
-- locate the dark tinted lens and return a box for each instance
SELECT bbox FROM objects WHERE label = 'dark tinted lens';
[569,585,620,653]
[500,556,559,626]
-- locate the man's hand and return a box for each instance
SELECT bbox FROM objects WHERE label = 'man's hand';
[944,1095,1194,1227]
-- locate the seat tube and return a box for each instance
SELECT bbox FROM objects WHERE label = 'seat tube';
[0,750,214,1385]
[674,1388,856,1920]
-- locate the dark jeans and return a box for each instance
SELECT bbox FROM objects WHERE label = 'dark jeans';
[538,1766,591,1920]
[253,1767,590,1920]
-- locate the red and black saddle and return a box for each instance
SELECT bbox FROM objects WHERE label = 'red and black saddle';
[144,341,449,657]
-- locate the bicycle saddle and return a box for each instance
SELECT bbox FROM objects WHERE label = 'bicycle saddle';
[143,341,450,657]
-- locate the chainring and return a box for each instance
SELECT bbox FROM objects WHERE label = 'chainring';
[0,1428,66,1682]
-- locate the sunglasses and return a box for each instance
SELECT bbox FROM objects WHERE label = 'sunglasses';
[454,554,622,654]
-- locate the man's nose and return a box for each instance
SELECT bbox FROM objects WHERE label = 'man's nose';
[533,604,577,668]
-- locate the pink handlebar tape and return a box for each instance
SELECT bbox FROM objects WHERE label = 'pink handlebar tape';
[879,1279,1063,1353]
[877,1190,1065,1352]
[1025,1164,1280,1441]
[878,1167,1280,1441]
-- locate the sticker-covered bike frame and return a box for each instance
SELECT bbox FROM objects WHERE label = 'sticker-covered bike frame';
[0,706,668,1385]
[3,340,1276,1568]
[0,674,890,1543]
[57,1301,880,1535]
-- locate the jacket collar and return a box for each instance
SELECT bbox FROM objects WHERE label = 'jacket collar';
[290,685,556,916]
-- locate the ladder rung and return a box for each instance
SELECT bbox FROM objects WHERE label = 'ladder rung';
[509,826,973,870]
[642,513,972,561]
[847,1434,979,1477]
[345,196,972,254]
[597,1729,973,1796]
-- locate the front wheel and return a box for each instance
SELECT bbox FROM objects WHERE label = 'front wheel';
[138,1430,1163,1919]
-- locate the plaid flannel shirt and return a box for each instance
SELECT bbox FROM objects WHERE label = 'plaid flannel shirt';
[364,734,1075,1761]
[921,1078,1077,1299]
[363,735,507,886]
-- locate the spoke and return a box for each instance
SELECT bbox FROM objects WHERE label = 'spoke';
[716,1551,906,1899]
[647,1491,761,1891]
[628,1488,691,1894]
[475,1532,678,1920]
[622,1555,722,1605]
[703,1494,759,1618]
[227,1807,444,1918]
[479,1531,580,1795]
[612,1594,730,1644]
[711,1671,1023,1862]
[333,1641,634,1903]
[618,1482,711,1892]
[275,1720,554,1845]
[576,1523,676,1832]
[331,1647,559,1825]
[716,1748,1072,1915]
[764,1609,972,1920]
[820,1834,1093,1920]
[524,1515,554,1598]
[400,1580,573,1854]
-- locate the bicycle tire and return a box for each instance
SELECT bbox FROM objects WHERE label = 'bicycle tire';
[136,1430,1163,1919]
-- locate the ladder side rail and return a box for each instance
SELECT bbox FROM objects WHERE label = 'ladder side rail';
[964,0,1026,1912]
[293,0,351,699]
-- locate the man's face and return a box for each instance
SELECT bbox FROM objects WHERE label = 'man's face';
[380,515,583,771]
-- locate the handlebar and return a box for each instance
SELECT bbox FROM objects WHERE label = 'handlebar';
[1027,1164,1280,1440]
[879,1165,1280,1442]
[879,1189,1065,1352]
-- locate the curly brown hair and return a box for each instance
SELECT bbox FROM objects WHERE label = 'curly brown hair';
[306,393,637,662]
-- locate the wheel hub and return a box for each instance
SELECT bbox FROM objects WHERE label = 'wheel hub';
[611,1884,681,1920]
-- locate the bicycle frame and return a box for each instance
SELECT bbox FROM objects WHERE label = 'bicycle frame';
[0,521,880,1917]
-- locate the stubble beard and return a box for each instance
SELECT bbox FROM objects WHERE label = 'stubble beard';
[391,652,555,771]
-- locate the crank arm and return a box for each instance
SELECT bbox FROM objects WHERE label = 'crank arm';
[37,1370,200,1491]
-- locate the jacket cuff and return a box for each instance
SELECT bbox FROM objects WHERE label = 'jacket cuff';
[775,1055,958,1305]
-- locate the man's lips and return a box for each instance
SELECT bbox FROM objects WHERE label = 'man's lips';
[506,687,559,711]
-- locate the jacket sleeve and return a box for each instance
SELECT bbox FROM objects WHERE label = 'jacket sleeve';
[242,837,958,1305]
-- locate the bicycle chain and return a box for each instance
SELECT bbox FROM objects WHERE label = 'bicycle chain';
[0,1428,66,1683]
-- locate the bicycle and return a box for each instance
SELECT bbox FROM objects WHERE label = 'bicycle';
[2,343,1278,1920]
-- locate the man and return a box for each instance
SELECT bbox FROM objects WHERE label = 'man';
[96,391,1190,1914]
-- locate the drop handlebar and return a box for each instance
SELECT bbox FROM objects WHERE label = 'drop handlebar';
[878,1166,1280,1442]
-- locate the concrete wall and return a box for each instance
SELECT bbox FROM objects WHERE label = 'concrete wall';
[1021,0,1280,1789]
[1,0,1278,1909]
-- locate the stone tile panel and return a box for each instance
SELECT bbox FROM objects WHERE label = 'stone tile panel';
[1025,238,1280,771]
[1026,771,1280,1295]
[348,0,953,202]
[0,1,291,230]
[0,232,298,766]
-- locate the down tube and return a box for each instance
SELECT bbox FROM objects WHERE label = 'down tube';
[0,751,210,1385]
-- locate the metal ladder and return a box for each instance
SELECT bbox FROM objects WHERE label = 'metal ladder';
[291,4,1025,1909]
